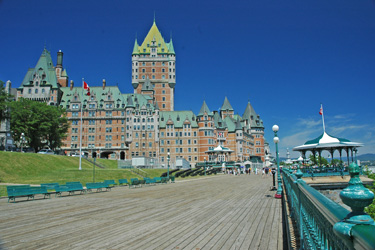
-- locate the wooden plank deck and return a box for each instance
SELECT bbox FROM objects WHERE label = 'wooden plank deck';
[0,174,283,250]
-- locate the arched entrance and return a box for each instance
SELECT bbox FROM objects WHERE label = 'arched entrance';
[100,151,116,159]
[120,151,126,160]
[92,152,97,158]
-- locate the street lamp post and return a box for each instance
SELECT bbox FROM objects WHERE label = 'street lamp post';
[167,152,170,180]
[93,151,96,183]
[273,125,283,199]
[20,133,25,152]
[204,157,207,176]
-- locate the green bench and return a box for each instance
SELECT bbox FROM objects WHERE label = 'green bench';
[55,182,85,197]
[154,177,162,184]
[104,180,116,188]
[129,178,142,188]
[86,182,107,192]
[144,177,156,186]
[7,185,50,203]
[118,179,128,186]
[41,183,59,191]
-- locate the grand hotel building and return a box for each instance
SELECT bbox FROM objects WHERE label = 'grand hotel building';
[16,21,268,167]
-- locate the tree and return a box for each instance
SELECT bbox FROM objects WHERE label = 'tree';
[309,154,328,166]
[0,80,13,122]
[9,98,70,152]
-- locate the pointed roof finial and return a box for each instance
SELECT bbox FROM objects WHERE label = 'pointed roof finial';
[153,11,156,24]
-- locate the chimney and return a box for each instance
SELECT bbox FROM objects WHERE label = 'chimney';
[57,50,63,68]
[102,79,106,90]
[70,80,74,90]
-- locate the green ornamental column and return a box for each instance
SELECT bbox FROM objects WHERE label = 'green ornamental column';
[333,161,375,241]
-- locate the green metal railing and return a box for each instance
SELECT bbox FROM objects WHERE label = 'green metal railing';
[282,163,375,250]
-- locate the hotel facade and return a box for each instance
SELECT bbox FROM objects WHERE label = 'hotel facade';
[16,21,268,167]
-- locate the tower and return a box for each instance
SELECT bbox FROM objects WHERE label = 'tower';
[17,48,66,106]
[131,20,176,111]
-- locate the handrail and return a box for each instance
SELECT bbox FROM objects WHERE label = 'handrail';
[282,165,375,250]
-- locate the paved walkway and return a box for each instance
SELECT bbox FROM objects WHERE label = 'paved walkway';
[0,174,283,250]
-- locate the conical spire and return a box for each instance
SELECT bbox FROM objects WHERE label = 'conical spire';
[132,39,139,55]
[235,116,242,131]
[221,96,234,111]
[198,100,212,116]
[168,38,175,55]
[154,100,159,110]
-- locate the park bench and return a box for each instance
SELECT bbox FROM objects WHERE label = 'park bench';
[41,183,59,192]
[104,180,116,188]
[7,185,50,203]
[170,176,175,183]
[55,182,85,197]
[153,177,162,184]
[161,177,169,184]
[118,179,129,186]
[86,182,107,192]
[129,178,141,188]
[144,177,156,186]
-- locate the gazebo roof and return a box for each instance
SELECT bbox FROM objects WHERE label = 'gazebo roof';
[293,132,363,152]
[205,145,234,154]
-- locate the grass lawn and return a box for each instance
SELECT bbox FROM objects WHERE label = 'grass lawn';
[0,151,167,197]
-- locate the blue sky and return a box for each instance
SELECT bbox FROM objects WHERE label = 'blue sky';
[1,0,374,158]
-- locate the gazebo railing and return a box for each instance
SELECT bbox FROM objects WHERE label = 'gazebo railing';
[282,163,375,250]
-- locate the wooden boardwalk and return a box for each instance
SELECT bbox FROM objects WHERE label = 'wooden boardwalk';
[0,174,283,250]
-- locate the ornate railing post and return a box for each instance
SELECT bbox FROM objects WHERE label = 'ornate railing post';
[333,161,375,246]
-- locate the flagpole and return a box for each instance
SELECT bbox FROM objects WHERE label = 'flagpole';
[79,78,84,170]
[321,103,326,133]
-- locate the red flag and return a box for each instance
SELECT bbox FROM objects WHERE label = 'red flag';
[84,81,90,96]
[319,104,323,115]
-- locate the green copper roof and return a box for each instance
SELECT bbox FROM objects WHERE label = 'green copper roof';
[132,39,139,55]
[197,100,213,117]
[19,48,59,89]
[304,132,350,145]
[221,97,234,111]
[159,111,198,128]
[242,101,264,128]
[141,76,154,91]
[60,84,155,112]
[213,112,226,129]
[61,69,68,77]
[224,116,236,132]
[235,116,242,131]
[168,38,175,55]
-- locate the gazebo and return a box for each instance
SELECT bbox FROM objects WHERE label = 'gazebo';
[205,145,234,163]
[293,131,363,166]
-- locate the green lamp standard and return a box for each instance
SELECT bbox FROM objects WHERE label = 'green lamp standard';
[204,157,207,176]
[167,152,170,180]
[273,124,283,199]
[20,133,25,152]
